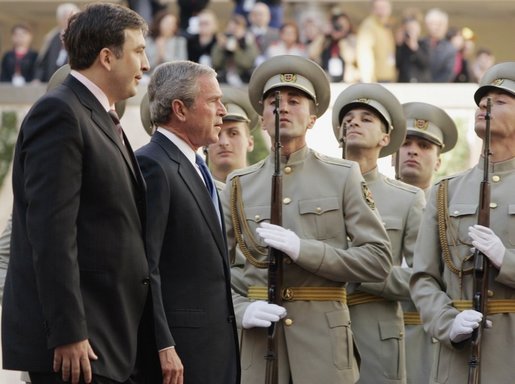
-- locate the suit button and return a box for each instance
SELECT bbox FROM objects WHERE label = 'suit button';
[283,197,291,205]
[142,278,150,285]
[284,166,292,174]
[284,318,293,326]
[492,175,500,182]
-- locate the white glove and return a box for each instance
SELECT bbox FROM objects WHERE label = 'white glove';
[450,309,483,343]
[242,301,287,329]
[469,225,505,268]
[256,222,300,261]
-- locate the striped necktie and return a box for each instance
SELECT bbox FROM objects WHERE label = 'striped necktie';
[108,109,125,144]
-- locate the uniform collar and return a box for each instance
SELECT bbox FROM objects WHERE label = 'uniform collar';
[363,166,380,183]
[478,156,515,173]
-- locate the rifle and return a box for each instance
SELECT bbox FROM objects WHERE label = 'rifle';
[339,121,347,159]
[467,96,492,384]
[264,91,284,384]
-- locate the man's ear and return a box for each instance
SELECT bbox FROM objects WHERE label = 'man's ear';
[98,48,113,70]
[306,115,317,130]
[434,156,442,172]
[378,132,390,148]
[172,99,187,122]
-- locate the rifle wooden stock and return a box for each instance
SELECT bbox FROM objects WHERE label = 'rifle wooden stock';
[265,91,284,384]
[468,97,492,384]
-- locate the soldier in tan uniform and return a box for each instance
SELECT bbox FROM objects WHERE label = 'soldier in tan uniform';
[332,83,425,384]
[411,61,515,383]
[397,103,458,384]
[398,102,458,198]
[220,55,393,384]
[206,86,258,189]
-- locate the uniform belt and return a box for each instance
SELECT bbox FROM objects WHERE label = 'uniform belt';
[247,286,347,302]
[347,292,386,306]
[453,299,515,315]
[403,312,422,325]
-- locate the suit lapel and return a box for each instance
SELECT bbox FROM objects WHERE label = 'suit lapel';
[64,76,138,182]
[153,133,226,257]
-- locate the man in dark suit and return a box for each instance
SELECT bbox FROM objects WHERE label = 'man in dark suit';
[2,4,155,384]
[136,61,240,384]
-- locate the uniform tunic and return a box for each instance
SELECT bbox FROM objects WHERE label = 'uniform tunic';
[349,168,425,384]
[411,157,515,383]
[221,146,392,384]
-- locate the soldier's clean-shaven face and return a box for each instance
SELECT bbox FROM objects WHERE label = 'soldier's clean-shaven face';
[399,136,441,188]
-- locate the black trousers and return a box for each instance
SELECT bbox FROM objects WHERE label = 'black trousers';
[29,372,135,384]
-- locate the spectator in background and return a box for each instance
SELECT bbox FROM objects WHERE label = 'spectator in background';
[396,15,431,82]
[145,10,188,72]
[211,14,258,86]
[309,10,359,83]
[298,10,324,47]
[448,26,475,83]
[248,2,279,67]
[423,8,456,82]
[265,21,306,58]
[177,0,210,34]
[187,9,218,66]
[356,0,396,83]
[126,0,166,25]
[233,0,283,29]
[0,23,38,85]
[470,47,495,83]
[34,2,79,82]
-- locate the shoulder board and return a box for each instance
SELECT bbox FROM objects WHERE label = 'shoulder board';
[434,169,468,186]
[384,177,421,194]
[227,158,266,180]
[313,151,352,168]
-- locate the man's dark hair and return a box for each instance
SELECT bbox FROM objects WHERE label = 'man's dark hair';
[63,3,147,70]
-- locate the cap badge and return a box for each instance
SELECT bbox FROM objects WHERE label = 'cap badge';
[492,78,504,86]
[415,119,429,131]
[356,98,370,104]
[280,73,297,83]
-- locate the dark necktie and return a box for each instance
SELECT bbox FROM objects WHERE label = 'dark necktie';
[195,153,221,225]
[108,109,125,144]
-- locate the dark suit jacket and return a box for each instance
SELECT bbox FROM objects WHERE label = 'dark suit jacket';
[2,75,153,381]
[136,132,240,384]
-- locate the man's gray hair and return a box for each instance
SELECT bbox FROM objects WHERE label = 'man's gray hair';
[148,60,217,126]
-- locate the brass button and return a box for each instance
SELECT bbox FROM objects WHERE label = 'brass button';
[492,175,501,182]
[487,289,494,297]
[316,207,322,213]
[283,197,292,205]
[284,318,293,326]
[453,210,460,215]
[255,215,260,221]
[399,331,404,337]
[284,166,292,174]
[489,202,498,209]
[282,288,294,301]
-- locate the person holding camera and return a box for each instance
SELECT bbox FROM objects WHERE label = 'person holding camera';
[211,13,259,86]
[309,10,359,83]
[396,14,431,83]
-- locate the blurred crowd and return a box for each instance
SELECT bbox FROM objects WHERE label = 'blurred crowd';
[0,0,497,87]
